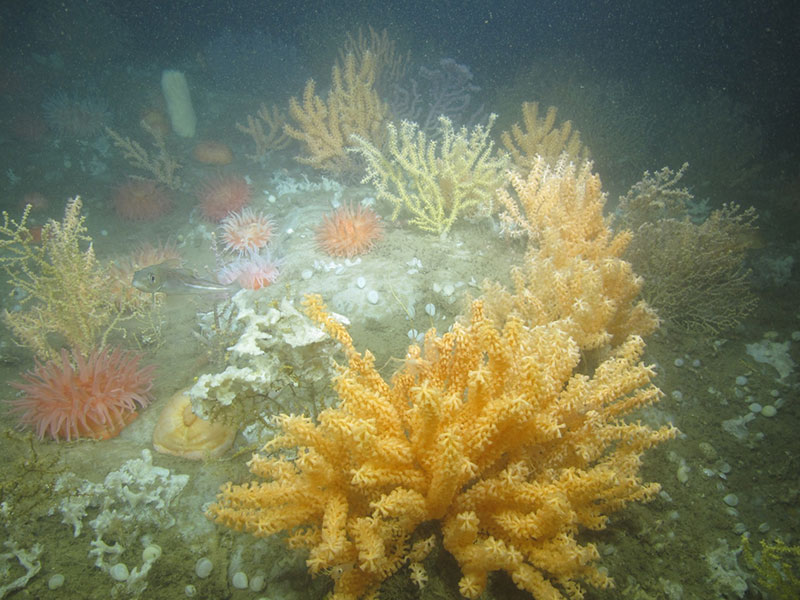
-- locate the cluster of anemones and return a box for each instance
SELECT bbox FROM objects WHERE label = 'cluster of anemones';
[216,207,281,290]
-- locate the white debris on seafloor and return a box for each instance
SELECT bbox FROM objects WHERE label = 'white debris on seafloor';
[0,541,42,599]
[189,291,339,443]
[50,450,186,595]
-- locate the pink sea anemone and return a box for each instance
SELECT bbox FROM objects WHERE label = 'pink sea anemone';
[9,347,155,441]
[220,207,275,255]
[218,253,281,290]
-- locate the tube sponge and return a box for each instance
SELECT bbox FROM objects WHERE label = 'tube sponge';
[160,70,196,138]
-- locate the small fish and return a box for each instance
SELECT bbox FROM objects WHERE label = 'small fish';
[132,259,235,295]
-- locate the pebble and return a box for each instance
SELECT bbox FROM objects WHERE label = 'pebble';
[110,563,129,582]
[195,557,213,579]
[356,276,366,289]
[185,585,197,597]
[425,303,436,316]
[301,269,313,280]
[698,442,717,460]
[761,405,777,417]
[367,290,380,304]
[673,358,684,367]
[249,574,266,592]
[676,464,690,484]
[232,571,249,589]
[692,359,701,368]
[723,493,739,507]
[671,390,683,401]
[442,284,455,297]
[735,375,748,386]
[48,574,65,590]
[749,403,762,414]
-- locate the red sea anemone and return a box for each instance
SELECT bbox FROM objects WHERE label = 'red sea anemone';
[113,179,172,221]
[9,347,155,441]
[315,203,383,258]
[199,176,251,222]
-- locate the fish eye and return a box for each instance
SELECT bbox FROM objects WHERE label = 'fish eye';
[149,273,156,283]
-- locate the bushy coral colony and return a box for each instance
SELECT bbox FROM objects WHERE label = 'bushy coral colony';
[1,20,783,600]
[210,294,676,599]
[207,155,677,599]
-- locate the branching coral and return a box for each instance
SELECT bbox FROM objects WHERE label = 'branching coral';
[0,198,145,359]
[285,51,388,177]
[742,535,800,600]
[624,205,758,334]
[618,166,759,334]
[339,26,410,95]
[352,114,507,235]
[236,103,291,162]
[491,155,658,350]
[106,125,182,190]
[501,101,589,168]
[208,294,676,600]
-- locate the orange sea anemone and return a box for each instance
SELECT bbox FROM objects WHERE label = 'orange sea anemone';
[152,387,236,460]
[315,203,383,258]
[9,347,155,441]
[113,179,172,221]
[198,176,251,222]
[192,140,234,165]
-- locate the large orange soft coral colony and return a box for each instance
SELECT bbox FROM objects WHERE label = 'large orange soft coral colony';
[208,293,677,599]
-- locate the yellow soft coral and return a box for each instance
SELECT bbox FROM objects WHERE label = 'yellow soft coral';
[352,115,508,235]
[208,294,676,600]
